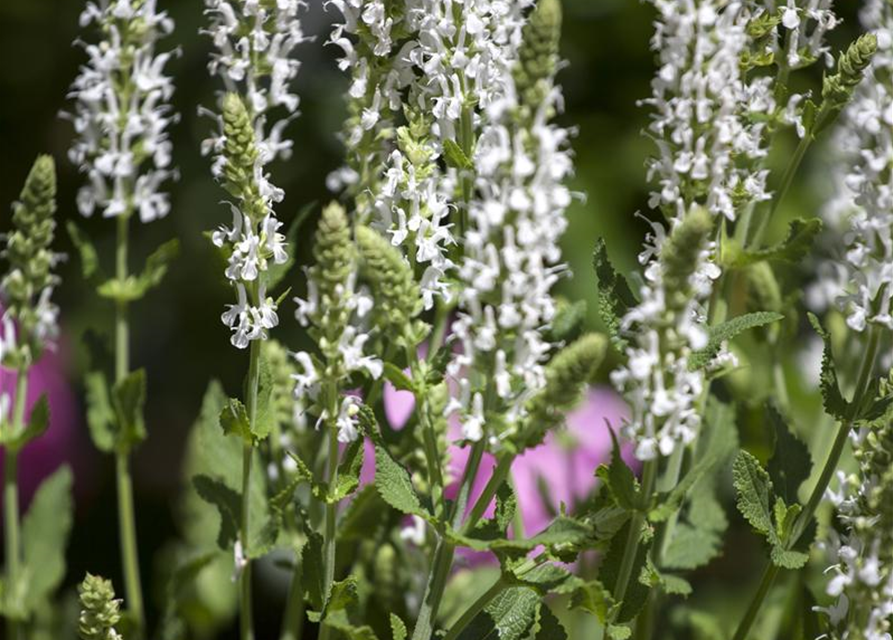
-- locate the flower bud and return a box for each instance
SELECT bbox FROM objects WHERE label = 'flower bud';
[514,0,562,110]
[822,34,877,111]
[221,93,264,219]
[662,207,714,298]
[77,573,122,640]
[313,202,354,301]
[355,225,422,336]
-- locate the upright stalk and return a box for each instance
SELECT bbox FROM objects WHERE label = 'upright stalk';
[280,561,305,640]
[241,335,262,640]
[731,324,882,640]
[114,213,145,635]
[3,370,28,640]
[318,387,341,640]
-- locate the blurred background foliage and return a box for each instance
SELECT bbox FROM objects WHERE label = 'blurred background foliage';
[0,0,867,638]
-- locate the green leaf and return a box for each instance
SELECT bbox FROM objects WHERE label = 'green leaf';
[770,546,809,569]
[598,430,638,511]
[138,238,180,293]
[111,368,147,450]
[325,575,359,615]
[456,587,540,640]
[657,572,692,597]
[534,603,567,640]
[192,475,241,549]
[599,519,652,623]
[66,221,101,281]
[506,563,576,594]
[733,451,774,536]
[22,466,73,612]
[85,372,116,453]
[373,441,432,520]
[723,218,822,267]
[495,482,518,534]
[323,613,380,640]
[331,438,364,503]
[251,357,275,441]
[807,313,849,420]
[767,406,812,505]
[606,625,632,640]
[568,580,612,621]
[6,394,50,449]
[301,530,325,611]
[390,614,407,640]
[383,363,415,392]
[219,398,252,442]
[593,239,637,349]
[443,139,474,170]
[689,312,784,370]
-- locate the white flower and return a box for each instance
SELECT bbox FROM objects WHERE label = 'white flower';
[68,0,177,222]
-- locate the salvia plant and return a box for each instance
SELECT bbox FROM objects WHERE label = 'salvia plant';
[0,0,891,639]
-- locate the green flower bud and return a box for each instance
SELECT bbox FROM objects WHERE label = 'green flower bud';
[77,573,122,640]
[823,34,878,103]
[313,202,354,301]
[662,207,714,303]
[221,93,265,220]
[5,156,57,297]
[262,339,298,431]
[744,262,782,314]
[541,333,607,408]
[514,0,562,110]
[355,225,422,336]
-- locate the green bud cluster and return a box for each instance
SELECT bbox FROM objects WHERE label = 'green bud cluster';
[514,0,562,113]
[822,34,878,109]
[262,339,299,431]
[662,207,714,306]
[313,202,354,303]
[2,155,59,364]
[527,334,607,436]
[355,225,422,337]
[221,93,266,221]
[77,574,123,640]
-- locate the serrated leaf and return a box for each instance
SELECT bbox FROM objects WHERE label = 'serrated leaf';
[443,139,474,170]
[456,587,540,640]
[534,603,567,640]
[192,474,241,549]
[331,438,364,502]
[301,530,325,611]
[326,576,359,614]
[593,239,637,349]
[767,407,812,505]
[506,563,576,594]
[733,451,774,536]
[495,482,518,534]
[724,218,822,267]
[807,313,849,420]
[251,357,275,441]
[662,522,723,571]
[324,612,380,640]
[220,398,252,442]
[66,220,101,281]
[770,546,809,569]
[21,466,73,612]
[658,572,692,597]
[390,614,407,640]
[85,372,115,452]
[373,441,432,520]
[606,430,638,511]
[606,625,632,640]
[111,368,147,450]
[568,580,612,620]
[690,312,784,370]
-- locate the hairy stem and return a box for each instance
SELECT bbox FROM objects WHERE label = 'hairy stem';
[280,552,305,640]
[114,213,145,636]
[318,423,340,640]
[411,539,456,640]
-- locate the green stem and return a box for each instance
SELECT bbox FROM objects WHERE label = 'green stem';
[731,562,780,640]
[608,458,657,626]
[731,324,881,640]
[442,577,506,640]
[114,213,145,636]
[463,451,513,531]
[4,369,26,640]
[280,558,305,640]
[240,336,262,640]
[318,424,340,640]
[411,539,456,640]
[451,439,486,529]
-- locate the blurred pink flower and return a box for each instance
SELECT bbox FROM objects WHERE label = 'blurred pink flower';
[360,380,632,563]
[0,345,78,507]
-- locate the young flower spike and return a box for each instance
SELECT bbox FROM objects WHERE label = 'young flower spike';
[68,0,177,223]
[1,155,61,367]
[77,574,123,640]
